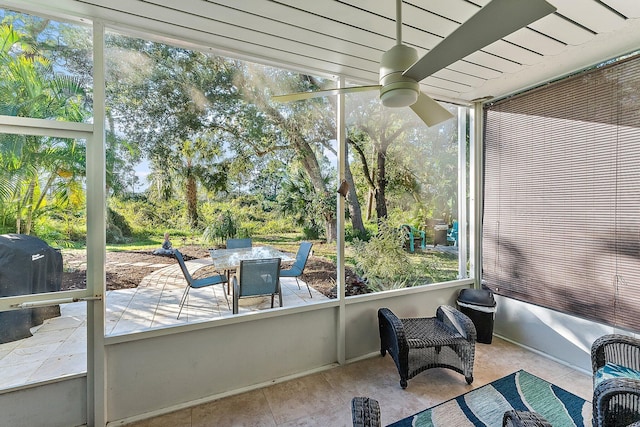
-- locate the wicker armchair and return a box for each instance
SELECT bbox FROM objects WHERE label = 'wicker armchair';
[351,397,381,427]
[592,334,640,427]
[502,410,552,427]
[378,305,476,389]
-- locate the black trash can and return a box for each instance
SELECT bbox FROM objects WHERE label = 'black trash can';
[457,288,497,344]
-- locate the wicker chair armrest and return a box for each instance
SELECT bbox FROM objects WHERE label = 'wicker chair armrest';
[351,397,381,427]
[593,377,640,426]
[592,334,640,374]
[378,308,407,350]
[502,410,552,427]
[437,305,477,342]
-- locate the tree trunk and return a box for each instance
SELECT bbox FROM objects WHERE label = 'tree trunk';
[375,149,388,219]
[33,172,57,214]
[15,187,22,234]
[186,174,198,227]
[325,214,337,243]
[366,189,374,221]
[23,179,37,235]
[344,155,365,235]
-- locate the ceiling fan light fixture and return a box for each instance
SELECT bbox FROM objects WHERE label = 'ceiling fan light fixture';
[379,44,420,108]
[380,87,418,108]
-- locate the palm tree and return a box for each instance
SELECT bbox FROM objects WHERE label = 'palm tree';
[0,23,88,234]
[147,136,227,228]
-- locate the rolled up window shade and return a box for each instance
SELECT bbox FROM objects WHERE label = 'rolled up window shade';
[483,53,640,331]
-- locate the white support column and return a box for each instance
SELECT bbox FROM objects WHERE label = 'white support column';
[469,103,484,287]
[336,77,346,365]
[87,20,107,427]
[457,106,468,279]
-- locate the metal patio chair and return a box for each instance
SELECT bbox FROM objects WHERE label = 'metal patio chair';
[225,238,252,249]
[222,238,253,293]
[232,257,282,314]
[279,241,313,298]
[175,249,228,319]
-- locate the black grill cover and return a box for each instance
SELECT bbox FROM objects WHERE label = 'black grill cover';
[0,234,63,343]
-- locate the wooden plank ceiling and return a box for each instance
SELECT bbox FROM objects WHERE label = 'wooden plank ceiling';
[10,0,640,105]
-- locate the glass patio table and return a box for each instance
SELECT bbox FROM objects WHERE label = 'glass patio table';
[208,246,292,271]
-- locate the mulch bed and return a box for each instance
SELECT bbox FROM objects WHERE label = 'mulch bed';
[61,245,369,297]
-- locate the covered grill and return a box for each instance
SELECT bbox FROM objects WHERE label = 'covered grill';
[0,234,63,343]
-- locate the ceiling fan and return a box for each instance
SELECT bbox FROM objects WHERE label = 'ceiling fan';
[272,0,556,127]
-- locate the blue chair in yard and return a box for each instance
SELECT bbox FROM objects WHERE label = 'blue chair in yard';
[175,249,228,319]
[447,221,459,246]
[400,224,425,253]
[279,241,313,298]
[233,258,282,314]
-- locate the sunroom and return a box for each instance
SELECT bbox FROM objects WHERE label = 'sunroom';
[1,1,640,426]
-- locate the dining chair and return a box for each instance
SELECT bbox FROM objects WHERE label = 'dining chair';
[232,257,281,314]
[174,249,229,319]
[226,238,252,249]
[222,238,252,293]
[279,241,313,297]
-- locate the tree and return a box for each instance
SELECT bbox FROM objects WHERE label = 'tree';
[147,137,227,227]
[346,90,459,224]
[105,36,234,228]
[0,22,88,234]
[346,95,413,220]
[235,68,340,241]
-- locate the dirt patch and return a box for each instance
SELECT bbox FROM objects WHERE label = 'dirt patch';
[61,245,368,298]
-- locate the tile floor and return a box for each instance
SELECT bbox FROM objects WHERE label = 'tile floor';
[126,336,594,427]
[0,257,327,390]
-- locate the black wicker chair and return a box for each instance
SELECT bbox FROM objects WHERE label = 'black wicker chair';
[502,410,552,427]
[592,334,640,427]
[378,305,476,389]
[351,397,381,427]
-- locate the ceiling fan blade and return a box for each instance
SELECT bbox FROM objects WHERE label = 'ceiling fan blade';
[272,85,381,102]
[410,92,454,127]
[403,0,556,82]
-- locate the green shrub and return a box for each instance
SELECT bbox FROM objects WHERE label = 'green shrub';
[203,210,238,245]
[33,220,78,248]
[302,225,320,240]
[345,223,373,242]
[109,196,188,234]
[108,207,132,237]
[106,223,125,244]
[352,219,416,291]
[254,218,299,235]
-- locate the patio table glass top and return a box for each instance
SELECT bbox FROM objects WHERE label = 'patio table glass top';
[208,246,293,270]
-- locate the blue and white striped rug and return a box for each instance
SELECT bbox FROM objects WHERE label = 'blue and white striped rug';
[389,370,590,427]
